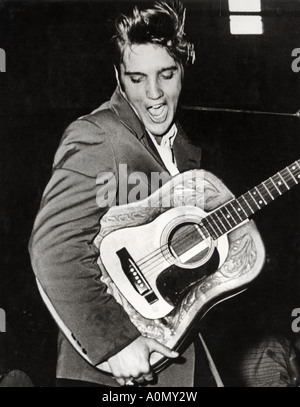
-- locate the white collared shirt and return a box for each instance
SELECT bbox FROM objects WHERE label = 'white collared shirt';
[148,124,179,176]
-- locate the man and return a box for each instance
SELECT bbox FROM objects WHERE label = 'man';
[28,0,298,388]
[29,0,210,387]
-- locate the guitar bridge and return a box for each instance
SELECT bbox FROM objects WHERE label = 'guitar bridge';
[116,248,158,304]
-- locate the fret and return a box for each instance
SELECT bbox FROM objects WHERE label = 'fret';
[289,162,300,178]
[241,194,255,214]
[290,162,300,184]
[254,186,267,205]
[269,177,282,195]
[219,206,236,229]
[214,210,228,233]
[237,197,250,218]
[294,161,300,174]
[262,181,274,200]
[281,167,297,188]
[287,167,297,183]
[280,168,296,189]
[210,211,227,235]
[246,190,261,210]
[277,171,289,190]
[265,178,281,199]
[257,183,273,205]
[223,203,240,225]
[228,203,243,224]
[229,200,247,221]
[289,162,300,184]
[201,217,218,240]
[228,201,244,222]
[272,173,289,194]
[247,188,264,209]
[207,213,222,236]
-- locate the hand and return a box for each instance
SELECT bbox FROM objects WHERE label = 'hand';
[107,335,179,386]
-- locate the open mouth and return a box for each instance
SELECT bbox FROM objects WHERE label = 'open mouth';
[147,104,167,123]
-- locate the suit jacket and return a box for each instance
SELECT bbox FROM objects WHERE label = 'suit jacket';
[28,87,202,386]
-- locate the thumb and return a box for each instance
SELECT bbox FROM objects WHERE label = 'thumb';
[148,339,179,358]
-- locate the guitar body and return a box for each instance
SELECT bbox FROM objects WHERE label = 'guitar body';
[94,169,266,373]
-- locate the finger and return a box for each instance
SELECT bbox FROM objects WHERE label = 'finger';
[148,339,179,358]
[134,376,145,384]
[144,372,154,382]
[136,366,153,382]
[134,374,154,385]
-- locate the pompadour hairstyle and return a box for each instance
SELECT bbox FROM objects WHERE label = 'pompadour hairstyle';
[112,0,195,68]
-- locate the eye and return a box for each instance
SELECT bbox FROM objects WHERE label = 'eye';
[161,71,174,80]
[130,76,144,84]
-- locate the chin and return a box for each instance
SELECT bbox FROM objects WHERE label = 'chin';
[148,122,172,137]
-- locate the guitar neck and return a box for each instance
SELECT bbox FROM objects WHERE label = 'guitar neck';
[202,159,300,239]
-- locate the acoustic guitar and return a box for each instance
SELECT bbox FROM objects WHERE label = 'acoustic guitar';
[95,161,300,373]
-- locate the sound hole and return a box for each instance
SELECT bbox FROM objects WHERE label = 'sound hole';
[168,222,211,265]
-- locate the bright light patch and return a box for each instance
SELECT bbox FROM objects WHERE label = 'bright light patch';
[228,0,261,12]
[230,16,263,35]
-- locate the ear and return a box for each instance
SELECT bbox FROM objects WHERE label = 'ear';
[179,63,185,80]
[114,65,121,88]
[114,65,128,100]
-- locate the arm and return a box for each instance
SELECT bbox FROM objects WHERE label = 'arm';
[29,119,141,365]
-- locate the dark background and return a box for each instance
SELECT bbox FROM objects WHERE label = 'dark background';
[0,0,300,386]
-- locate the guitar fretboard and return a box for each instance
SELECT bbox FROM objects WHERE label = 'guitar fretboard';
[201,160,300,240]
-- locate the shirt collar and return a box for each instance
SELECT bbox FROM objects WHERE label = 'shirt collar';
[147,124,177,148]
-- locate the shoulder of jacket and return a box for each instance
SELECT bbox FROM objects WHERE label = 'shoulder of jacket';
[59,107,117,147]
[79,106,119,129]
[53,108,118,173]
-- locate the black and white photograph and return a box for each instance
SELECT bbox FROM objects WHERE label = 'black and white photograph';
[0,0,300,390]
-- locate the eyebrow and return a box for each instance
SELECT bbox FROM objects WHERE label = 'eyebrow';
[124,66,179,76]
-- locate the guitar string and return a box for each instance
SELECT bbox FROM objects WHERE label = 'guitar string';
[134,225,210,278]
[136,164,300,272]
[134,166,300,278]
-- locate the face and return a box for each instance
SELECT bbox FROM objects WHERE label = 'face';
[119,43,183,137]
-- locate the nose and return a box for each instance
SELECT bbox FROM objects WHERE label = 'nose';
[146,78,163,100]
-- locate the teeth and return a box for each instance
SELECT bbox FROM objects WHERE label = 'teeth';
[148,104,166,121]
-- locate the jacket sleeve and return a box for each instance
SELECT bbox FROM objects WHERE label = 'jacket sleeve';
[28,118,140,366]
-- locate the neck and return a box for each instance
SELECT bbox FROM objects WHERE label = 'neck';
[147,124,177,146]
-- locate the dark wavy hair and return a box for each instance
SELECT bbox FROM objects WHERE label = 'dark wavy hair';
[112,0,195,69]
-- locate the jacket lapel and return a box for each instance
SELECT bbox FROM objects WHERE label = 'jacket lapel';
[173,122,202,172]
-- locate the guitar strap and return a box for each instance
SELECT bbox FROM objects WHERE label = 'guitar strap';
[198,333,225,387]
